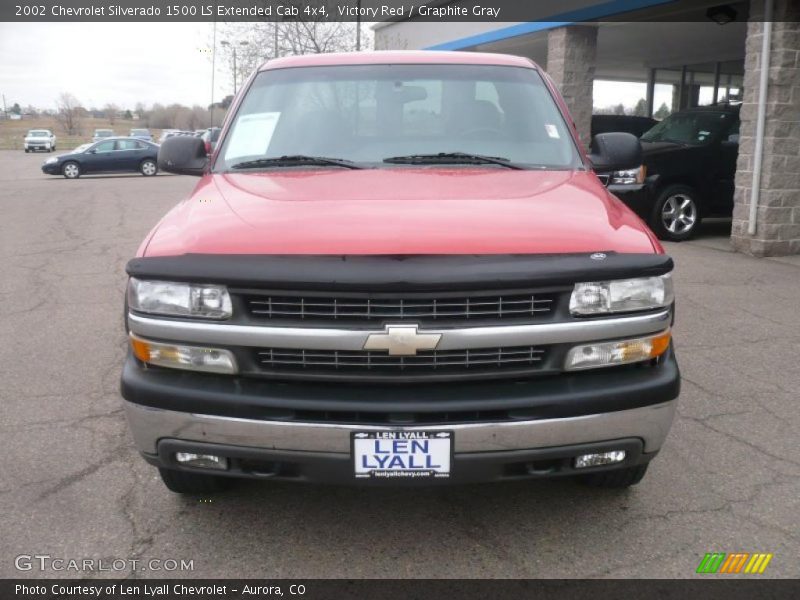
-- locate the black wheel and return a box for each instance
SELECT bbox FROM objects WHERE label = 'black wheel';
[580,464,649,488]
[140,158,158,176]
[650,184,701,241]
[62,161,81,179]
[158,468,233,494]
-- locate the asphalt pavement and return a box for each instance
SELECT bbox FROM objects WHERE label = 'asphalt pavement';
[0,150,798,579]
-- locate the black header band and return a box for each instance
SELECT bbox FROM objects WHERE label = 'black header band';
[126,252,673,291]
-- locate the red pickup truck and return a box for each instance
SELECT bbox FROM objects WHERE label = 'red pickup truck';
[121,51,679,493]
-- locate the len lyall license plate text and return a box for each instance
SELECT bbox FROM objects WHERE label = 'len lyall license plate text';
[353,431,452,479]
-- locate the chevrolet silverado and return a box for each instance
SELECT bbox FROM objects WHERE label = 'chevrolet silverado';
[121,51,680,493]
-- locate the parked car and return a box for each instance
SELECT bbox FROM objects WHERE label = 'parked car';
[24,129,56,152]
[93,129,115,143]
[200,126,221,154]
[130,128,153,142]
[605,104,740,240]
[158,130,179,144]
[41,137,159,179]
[123,51,679,494]
[591,114,658,139]
[160,130,194,143]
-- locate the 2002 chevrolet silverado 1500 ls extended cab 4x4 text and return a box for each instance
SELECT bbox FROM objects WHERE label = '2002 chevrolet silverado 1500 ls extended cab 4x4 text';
[121,51,680,494]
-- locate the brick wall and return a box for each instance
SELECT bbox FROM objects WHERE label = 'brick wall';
[546,25,598,146]
[732,0,800,256]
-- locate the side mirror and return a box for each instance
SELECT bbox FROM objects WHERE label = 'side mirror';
[158,135,208,176]
[588,132,642,173]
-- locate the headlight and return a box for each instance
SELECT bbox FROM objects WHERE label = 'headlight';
[130,335,237,374]
[610,165,646,185]
[45,157,58,164]
[565,330,671,371]
[127,278,232,319]
[570,274,673,315]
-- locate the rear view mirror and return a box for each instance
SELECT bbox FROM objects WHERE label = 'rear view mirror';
[588,132,642,173]
[393,84,427,103]
[158,136,208,176]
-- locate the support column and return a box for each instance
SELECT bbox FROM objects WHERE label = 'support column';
[732,0,800,256]
[646,68,656,117]
[546,25,597,145]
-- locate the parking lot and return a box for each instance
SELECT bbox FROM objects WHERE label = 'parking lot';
[1,148,798,579]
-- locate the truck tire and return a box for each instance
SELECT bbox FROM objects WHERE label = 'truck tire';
[650,184,701,241]
[580,464,649,488]
[158,468,233,494]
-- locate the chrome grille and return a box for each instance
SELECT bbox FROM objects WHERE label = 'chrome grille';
[254,346,547,379]
[245,293,555,323]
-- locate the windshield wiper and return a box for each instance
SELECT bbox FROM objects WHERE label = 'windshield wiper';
[383,152,526,170]
[231,155,365,170]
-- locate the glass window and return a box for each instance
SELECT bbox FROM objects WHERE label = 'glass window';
[724,119,740,144]
[116,139,142,150]
[641,111,734,145]
[216,64,580,170]
[93,141,116,152]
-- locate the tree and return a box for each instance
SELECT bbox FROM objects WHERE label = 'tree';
[104,103,120,124]
[212,15,369,96]
[134,102,148,120]
[55,93,82,135]
[613,103,626,116]
[632,98,648,117]
[10,103,21,115]
[124,109,133,120]
[654,102,671,120]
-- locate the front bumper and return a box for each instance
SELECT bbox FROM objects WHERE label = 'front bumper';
[41,164,59,175]
[122,348,679,484]
[125,400,674,484]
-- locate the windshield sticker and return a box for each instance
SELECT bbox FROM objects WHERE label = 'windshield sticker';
[224,112,281,160]
[545,124,560,139]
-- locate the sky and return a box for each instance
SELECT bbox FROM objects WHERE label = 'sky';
[1,22,675,113]
[0,22,223,110]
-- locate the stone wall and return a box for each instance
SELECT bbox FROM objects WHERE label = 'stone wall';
[732,0,800,256]
[546,25,598,146]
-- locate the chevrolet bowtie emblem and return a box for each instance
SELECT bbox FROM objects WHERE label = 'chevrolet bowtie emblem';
[363,325,442,356]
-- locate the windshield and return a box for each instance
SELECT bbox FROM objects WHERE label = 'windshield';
[641,111,734,145]
[215,64,580,171]
[28,131,49,137]
[73,143,92,153]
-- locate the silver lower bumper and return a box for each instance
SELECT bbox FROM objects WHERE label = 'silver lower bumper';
[124,399,677,456]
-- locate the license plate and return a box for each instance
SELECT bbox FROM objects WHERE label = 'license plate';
[352,431,452,479]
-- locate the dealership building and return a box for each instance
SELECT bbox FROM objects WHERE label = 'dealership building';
[374,0,800,257]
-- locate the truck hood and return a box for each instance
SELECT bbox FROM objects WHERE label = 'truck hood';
[142,168,659,257]
[640,140,694,158]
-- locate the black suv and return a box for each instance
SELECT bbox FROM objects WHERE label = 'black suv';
[607,105,740,241]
